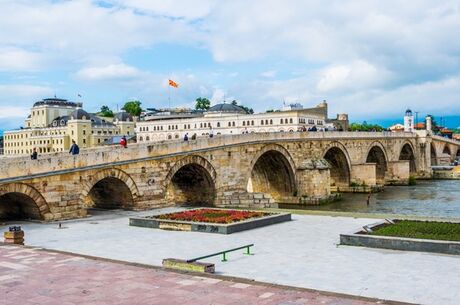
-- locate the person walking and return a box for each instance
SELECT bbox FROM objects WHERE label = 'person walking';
[30,148,38,160]
[69,140,80,155]
[120,135,127,148]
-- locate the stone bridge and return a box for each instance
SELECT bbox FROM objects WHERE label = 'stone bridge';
[0,131,458,221]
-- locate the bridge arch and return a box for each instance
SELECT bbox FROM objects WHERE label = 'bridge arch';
[81,168,139,209]
[442,145,452,157]
[0,183,50,220]
[323,142,351,188]
[399,142,416,173]
[365,142,388,184]
[164,155,217,206]
[247,144,296,201]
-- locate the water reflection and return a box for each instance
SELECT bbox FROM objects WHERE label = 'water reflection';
[278,180,460,218]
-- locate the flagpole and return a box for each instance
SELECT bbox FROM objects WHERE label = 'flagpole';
[168,79,171,109]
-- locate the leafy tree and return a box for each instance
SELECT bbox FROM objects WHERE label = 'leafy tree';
[230,100,254,114]
[99,105,114,117]
[195,97,211,110]
[349,122,385,132]
[122,101,143,117]
[266,109,274,113]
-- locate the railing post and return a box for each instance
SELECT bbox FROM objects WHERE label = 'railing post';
[221,252,227,262]
[245,246,251,255]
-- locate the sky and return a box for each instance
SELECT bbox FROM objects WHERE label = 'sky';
[1,0,460,132]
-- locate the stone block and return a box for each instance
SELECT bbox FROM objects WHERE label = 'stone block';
[162,258,215,273]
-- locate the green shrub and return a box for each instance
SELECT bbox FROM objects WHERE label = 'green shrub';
[408,176,417,185]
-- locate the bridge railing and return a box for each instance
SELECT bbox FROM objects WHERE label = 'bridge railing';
[432,134,460,145]
[0,131,417,181]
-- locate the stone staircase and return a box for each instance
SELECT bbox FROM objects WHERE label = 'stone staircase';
[219,192,274,208]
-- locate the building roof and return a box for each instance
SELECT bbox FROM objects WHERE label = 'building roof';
[207,103,246,114]
[114,112,133,122]
[50,110,115,127]
[71,109,91,120]
[33,98,80,108]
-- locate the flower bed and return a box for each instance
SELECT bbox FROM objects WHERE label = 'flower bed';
[369,220,460,242]
[154,209,269,224]
[130,208,291,234]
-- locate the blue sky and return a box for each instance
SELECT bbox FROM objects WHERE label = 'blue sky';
[1,0,460,131]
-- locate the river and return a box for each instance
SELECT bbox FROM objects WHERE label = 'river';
[279,180,460,218]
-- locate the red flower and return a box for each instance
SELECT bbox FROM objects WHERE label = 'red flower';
[155,209,268,224]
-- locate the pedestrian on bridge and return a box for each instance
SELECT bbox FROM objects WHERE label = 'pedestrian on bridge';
[120,135,127,148]
[69,140,80,155]
[30,148,38,160]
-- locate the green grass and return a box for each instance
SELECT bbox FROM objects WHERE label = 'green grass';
[370,220,460,241]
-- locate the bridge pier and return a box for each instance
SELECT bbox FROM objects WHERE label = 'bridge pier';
[296,159,331,203]
[385,160,410,185]
[350,164,377,187]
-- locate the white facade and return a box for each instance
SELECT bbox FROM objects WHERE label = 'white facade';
[404,109,414,132]
[136,103,334,143]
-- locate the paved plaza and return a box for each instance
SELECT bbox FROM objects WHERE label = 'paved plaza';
[0,245,394,305]
[1,208,459,305]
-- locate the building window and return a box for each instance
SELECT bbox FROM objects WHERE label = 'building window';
[146,136,150,141]
[228,122,231,127]
[270,119,273,125]
[251,120,254,126]
[83,130,86,135]
[243,121,246,126]
[261,120,264,125]
[290,118,293,124]
[265,120,268,125]
[139,136,143,141]
[280,119,284,124]
[232,122,235,126]
[217,122,220,127]
[83,139,86,144]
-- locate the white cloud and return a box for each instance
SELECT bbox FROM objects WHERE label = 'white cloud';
[113,0,216,19]
[0,85,53,99]
[0,85,53,122]
[260,70,276,78]
[316,61,392,93]
[0,106,30,119]
[76,63,143,81]
[1,0,460,121]
[0,48,45,72]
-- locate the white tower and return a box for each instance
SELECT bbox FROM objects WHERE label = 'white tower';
[426,115,432,131]
[404,109,414,132]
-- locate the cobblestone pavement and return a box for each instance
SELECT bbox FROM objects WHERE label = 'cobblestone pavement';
[0,245,398,305]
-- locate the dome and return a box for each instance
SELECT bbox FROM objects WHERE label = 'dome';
[405,109,412,116]
[207,103,246,114]
[71,109,90,120]
[114,112,133,122]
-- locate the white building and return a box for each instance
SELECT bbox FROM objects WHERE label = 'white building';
[136,101,348,143]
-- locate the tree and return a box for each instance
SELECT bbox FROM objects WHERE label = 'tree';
[349,122,385,132]
[99,105,114,117]
[230,100,254,114]
[122,101,143,117]
[195,97,211,110]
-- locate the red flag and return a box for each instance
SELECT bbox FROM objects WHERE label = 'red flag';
[168,79,179,88]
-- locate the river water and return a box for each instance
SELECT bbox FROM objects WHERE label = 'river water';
[279,180,460,218]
